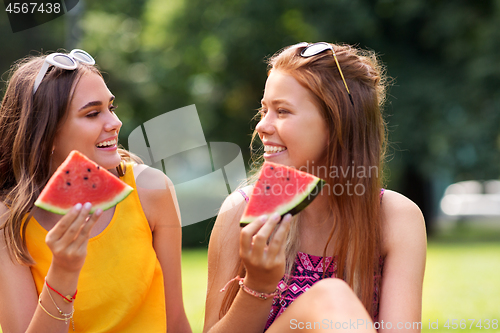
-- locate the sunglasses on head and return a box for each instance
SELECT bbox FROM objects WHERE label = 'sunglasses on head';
[33,49,95,95]
[296,42,354,106]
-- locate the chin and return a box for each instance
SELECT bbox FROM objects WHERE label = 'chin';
[94,154,122,170]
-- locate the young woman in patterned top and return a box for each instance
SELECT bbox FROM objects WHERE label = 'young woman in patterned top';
[203,42,426,333]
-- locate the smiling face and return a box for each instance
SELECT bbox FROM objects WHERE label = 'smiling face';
[52,72,122,172]
[256,70,329,173]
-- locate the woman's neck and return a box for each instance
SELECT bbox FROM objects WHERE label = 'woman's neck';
[299,191,331,227]
[297,192,335,256]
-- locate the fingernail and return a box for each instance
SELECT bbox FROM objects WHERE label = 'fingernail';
[75,203,82,211]
[283,214,292,223]
[95,209,103,217]
[272,213,281,221]
[259,215,268,222]
[83,202,92,210]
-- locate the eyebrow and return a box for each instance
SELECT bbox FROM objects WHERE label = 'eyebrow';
[261,98,294,107]
[78,96,115,112]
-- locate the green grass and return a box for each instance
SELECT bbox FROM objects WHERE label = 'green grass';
[182,248,208,333]
[421,225,500,333]
[181,227,500,333]
[422,242,500,332]
[3,227,499,333]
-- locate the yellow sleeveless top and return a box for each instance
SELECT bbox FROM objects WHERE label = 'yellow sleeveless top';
[25,164,166,332]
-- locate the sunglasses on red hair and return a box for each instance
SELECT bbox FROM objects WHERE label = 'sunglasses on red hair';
[297,42,354,106]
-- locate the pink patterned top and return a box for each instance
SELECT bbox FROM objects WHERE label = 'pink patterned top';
[263,188,385,331]
[237,188,385,332]
[264,253,383,331]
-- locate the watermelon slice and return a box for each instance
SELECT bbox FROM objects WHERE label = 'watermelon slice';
[239,162,325,226]
[35,150,133,214]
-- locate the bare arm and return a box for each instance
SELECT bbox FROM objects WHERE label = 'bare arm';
[134,165,191,333]
[203,189,291,333]
[0,202,100,333]
[378,190,427,332]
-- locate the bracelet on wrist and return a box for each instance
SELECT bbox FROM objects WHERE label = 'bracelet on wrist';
[42,278,76,330]
[45,278,77,303]
[38,296,75,331]
[220,275,279,300]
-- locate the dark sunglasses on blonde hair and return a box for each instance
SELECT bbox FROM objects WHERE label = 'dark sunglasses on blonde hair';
[297,42,354,106]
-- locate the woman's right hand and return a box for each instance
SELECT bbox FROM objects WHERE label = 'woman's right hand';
[45,202,102,273]
[239,213,292,293]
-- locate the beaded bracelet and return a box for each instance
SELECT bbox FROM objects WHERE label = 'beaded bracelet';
[38,297,75,331]
[220,276,279,300]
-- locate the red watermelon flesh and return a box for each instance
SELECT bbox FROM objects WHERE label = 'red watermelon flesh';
[35,150,133,215]
[239,162,325,226]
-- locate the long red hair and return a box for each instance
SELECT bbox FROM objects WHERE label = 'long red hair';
[221,43,388,319]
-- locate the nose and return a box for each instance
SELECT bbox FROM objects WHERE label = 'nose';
[256,112,275,138]
[104,109,122,133]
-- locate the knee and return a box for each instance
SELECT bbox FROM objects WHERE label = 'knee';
[306,278,358,311]
[309,278,353,297]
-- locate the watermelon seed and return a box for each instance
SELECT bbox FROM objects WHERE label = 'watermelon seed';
[65,170,69,174]
[97,166,100,170]
[287,177,290,181]
[266,186,270,190]
[87,168,91,172]
[270,166,274,170]
[92,184,96,188]
[66,182,71,186]
[84,176,88,180]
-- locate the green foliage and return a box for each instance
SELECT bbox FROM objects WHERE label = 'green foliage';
[2,0,500,241]
[75,0,500,182]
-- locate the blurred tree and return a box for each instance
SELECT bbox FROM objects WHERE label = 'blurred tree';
[1,0,499,241]
[0,11,67,82]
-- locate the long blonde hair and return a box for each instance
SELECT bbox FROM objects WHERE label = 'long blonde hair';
[221,43,388,319]
[0,54,141,265]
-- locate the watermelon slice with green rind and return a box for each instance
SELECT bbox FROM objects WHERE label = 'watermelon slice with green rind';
[239,162,325,226]
[35,150,133,215]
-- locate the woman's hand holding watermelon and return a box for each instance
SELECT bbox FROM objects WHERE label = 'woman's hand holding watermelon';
[239,213,292,293]
[45,202,102,273]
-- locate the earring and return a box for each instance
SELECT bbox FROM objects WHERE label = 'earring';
[116,161,125,177]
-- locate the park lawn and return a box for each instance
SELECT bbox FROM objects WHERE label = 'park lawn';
[182,248,209,333]
[2,239,498,333]
[421,241,500,332]
[182,240,500,333]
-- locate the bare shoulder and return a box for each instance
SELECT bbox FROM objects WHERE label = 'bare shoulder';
[380,190,427,256]
[214,185,252,230]
[208,185,252,259]
[132,164,181,230]
[380,189,423,219]
[133,163,172,190]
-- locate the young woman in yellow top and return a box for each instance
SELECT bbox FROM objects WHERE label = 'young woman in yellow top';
[0,50,192,332]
